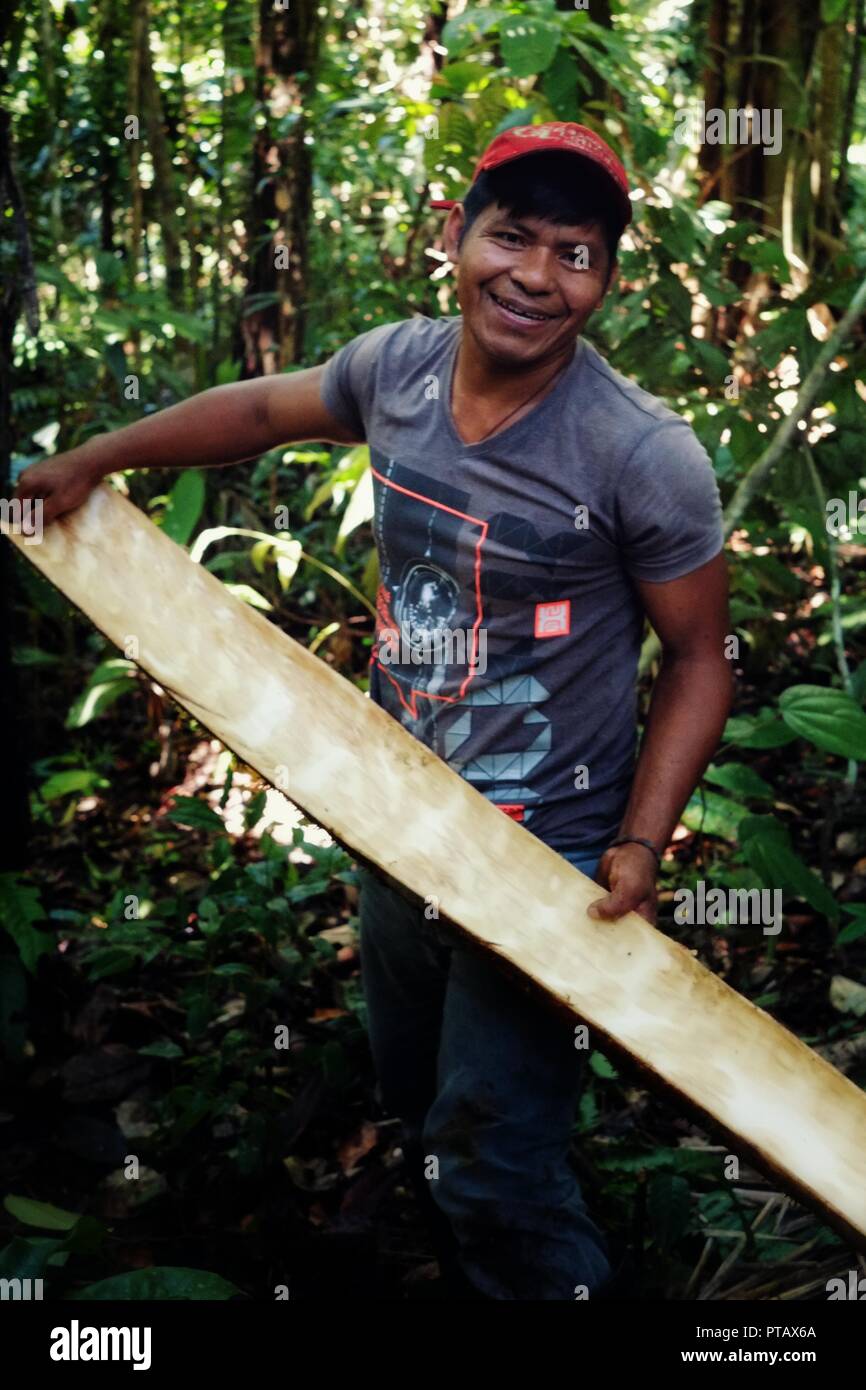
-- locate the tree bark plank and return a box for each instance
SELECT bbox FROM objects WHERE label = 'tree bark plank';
[5,485,866,1248]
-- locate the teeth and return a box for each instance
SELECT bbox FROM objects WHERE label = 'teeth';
[491,292,548,321]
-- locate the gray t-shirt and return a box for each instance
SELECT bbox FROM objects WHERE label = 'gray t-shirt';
[321,314,724,853]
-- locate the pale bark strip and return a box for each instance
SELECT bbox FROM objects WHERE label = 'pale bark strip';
[4,487,866,1249]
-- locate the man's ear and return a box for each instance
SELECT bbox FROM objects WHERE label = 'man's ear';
[442,204,466,264]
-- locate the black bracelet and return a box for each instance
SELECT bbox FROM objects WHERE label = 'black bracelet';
[609,835,662,868]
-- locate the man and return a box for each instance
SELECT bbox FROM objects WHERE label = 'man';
[15,121,733,1301]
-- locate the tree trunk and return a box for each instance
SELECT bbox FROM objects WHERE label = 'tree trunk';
[96,0,119,259]
[836,0,865,217]
[695,0,822,338]
[216,0,253,369]
[127,0,146,294]
[240,0,325,377]
[812,11,847,268]
[138,3,185,305]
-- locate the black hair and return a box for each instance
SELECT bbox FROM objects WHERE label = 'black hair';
[457,149,624,284]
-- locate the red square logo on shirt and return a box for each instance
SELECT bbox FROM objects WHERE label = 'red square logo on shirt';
[534,600,571,639]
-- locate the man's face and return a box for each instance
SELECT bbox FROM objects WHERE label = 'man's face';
[443,198,618,369]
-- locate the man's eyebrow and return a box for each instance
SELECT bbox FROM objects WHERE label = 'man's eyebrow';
[493,215,603,249]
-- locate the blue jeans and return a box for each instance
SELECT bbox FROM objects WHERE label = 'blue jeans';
[356,841,613,1300]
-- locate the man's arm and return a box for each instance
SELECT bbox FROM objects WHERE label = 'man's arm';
[13,365,360,526]
[588,550,734,925]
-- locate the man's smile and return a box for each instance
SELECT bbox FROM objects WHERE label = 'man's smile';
[486,289,560,327]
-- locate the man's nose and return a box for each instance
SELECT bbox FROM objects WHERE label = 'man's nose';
[510,246,557,295]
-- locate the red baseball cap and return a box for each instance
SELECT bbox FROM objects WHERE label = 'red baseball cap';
[430,121,633,228]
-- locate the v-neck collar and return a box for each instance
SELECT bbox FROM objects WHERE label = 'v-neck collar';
[441,317,585,452]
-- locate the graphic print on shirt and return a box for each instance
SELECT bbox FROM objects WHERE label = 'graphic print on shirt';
[369,448,587,828]
[370,453,488,722]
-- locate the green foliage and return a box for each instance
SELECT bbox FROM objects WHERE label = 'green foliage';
[0,874,49,974]
[0,1198,241,1299]
[74,1268,243,1301]
[160,470,206,546]
[66,660,138,730]
[648,1173,692,1252]
[778,685,866,761]
[4,1196,82,1231]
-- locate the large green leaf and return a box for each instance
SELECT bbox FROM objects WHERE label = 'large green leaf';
[166,796,225,833]
[39,768,108,800]
[4,1196,81,1231]
[541,49,582,119]
[739,816,839,923]
[66,659,137,729]
[73,1267,243,1301]
[682,790,748,840]
[500,18,560,77]
[722,711,798,749]
[161,470,206,546]
[779,685,866,760]
[704,763,774,801]
[441,7,503,54]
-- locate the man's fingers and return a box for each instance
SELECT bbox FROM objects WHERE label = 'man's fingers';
[587,890,631,921]
[588,889,657,923]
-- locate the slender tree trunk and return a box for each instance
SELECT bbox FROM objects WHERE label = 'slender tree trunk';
[695,0,823,338]
[813,11,847,267]
[139,6,185,305]
[240,0,325,376]
[216,0,252,370]
[127,0,146,294]
[97,0,119,259]
[38,0,63,319]
[836,0,865,216]
[697,0,728,184]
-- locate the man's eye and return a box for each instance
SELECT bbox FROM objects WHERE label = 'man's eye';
[495,231,522,244]
[563,250,595,271]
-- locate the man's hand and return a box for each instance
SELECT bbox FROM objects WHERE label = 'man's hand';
[585,551,732,930]
[14,451,106,528]
[587,842,658,926]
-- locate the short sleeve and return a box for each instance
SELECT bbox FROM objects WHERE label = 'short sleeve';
[616,421,724,581]
[319,320,404,443]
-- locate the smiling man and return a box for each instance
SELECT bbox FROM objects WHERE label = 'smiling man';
[15,120,733,1302]
[318,123,733,1301]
